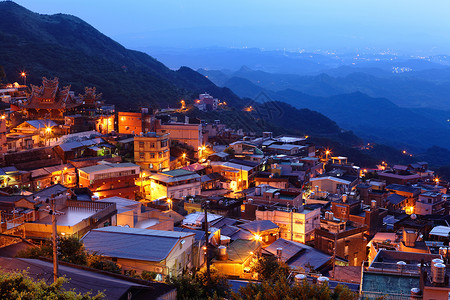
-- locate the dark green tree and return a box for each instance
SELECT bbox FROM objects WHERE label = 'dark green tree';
[0,270,104,299]
[250,255,290,282]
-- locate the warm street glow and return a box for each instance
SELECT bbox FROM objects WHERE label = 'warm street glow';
[253,234,262,242]
[21,72,26,77]
[45,127,52,133]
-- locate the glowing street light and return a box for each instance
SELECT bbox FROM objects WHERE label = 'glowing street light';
[167,198,172,210]
[253,234,262,242]
[20,71,27,86]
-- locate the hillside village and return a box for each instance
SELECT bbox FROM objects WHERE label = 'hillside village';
[0,76,449,299]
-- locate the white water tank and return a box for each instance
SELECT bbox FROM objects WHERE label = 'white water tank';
[255,186,261,196]
[328,212,334,220]
[218,245,228,261]
[371,200,377,209]
[317,276,329,285]
[432,263,445,284]
[410,288,421,299]
[295,274,307,282]
[276,247,283,260]
[432,258,444,265]
[397,261,406,272]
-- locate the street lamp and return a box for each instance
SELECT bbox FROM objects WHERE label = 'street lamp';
[20,72,27,86]
[167,198,172,210]
[45,127,52,146]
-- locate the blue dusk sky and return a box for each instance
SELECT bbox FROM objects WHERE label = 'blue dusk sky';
[13,0,450,54]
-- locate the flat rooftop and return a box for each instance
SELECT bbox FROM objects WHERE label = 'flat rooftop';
[36,207,100,227]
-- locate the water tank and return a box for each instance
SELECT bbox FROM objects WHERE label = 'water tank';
[397,261,406,272]
[432,263,445,284]
[295,274,307,282]
[218,245,228,261]
[432,258,444,265]
[403,230,416,247]
[371,200,377,209]
[248,198,254,204]
[317,276,329,285]
[410,288,421,300]
[325,211,330,219]
[328,212,334,220]
[342,194,348,203]
[255,187,261,196]
[439,247,447,257]
[276,247,283,260]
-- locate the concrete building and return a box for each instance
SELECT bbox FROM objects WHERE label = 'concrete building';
[78,162,140,199]
[255,205,320,243]
[117,112,144,134]
[149,169,201,200]
[134,132,170,171]
[314,215,367,267]
[156,121,202,155]
[415,192,445,215]
[310,176,359,194]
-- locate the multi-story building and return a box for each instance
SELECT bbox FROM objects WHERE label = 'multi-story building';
[78,162,140,199]
[314,214,367,266]
[155,120,202,155]
[134,132,170,171]
[255,205,321,243]
[117,112,143,134]
[415,192,445,215]
[149,169,201,200]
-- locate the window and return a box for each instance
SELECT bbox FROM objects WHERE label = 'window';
[149,163,153,169]
[139,152,145,159]
[151,153,155,159]
[139,141,144,148]
[161,139,168,148]
[159,152,162,158]
[151,143,155,148]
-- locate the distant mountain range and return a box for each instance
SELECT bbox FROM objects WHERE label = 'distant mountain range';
[198,67,450,152]
[199,65,450,110]
[3,2,450,169]
[0,2,360,142]
[0,1,242,109]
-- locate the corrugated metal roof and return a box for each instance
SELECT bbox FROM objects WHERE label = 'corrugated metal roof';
[25,119,57,129]
[238,220,279,234]
[79,162,139,174]
[266,238,331,269]
[82,227,194,262]
[429,225,450,237]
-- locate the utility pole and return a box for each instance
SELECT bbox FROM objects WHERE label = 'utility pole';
[50,196,58,283]
[332,231,337,279]
[203,200,211,286]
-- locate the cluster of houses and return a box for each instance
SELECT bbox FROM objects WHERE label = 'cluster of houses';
[1,77,450,299]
